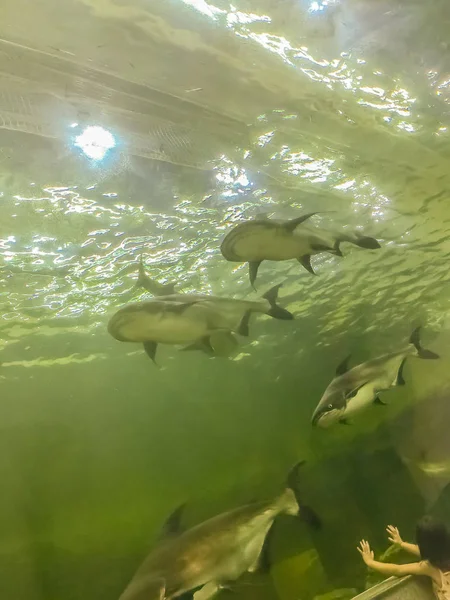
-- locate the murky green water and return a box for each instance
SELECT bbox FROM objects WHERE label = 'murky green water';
[0,1,449,599]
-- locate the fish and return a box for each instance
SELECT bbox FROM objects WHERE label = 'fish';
[135,257,177,296]
[311,327,439,428]
[220,213,380,287]
[107,284,293,364]
[118,463,321,600]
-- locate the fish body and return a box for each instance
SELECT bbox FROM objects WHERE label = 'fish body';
[311,327,439,428]
[155,293,280,329]
[220,213,380,287]
[108,300,218,345]
[119,464,320,600]
[107,285,292,363]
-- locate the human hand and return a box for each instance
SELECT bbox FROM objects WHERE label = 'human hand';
[358,540,374,566]
[387,525,403,546]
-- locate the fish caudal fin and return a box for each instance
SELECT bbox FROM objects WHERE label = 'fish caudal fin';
[286,462,322,530]
[409,327,440,359]
[262,284,293,320]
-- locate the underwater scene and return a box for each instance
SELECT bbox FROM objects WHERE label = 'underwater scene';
[0,1,449,599]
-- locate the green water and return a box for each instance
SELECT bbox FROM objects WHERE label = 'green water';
[0,1,449,599]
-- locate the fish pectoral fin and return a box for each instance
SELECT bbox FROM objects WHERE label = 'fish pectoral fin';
[283,212,318,232]
[344,382,369,399]
[181,336,214,355]
[248,261,262,289]
[166,301,198,313]
[177,593,195,600]
[336,354,351,376]
[339,418,351,425]
[193,582,221,600]
[178,590,200,600]
[396,357,407,386]
[298,255,315,275]
[238,310,251,336]
[310,243,333,253]
[143,341,158,365]
[373,396,387,406]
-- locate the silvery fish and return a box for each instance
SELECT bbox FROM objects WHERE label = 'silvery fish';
[119,463,321,600]
[220,213,380,287]
[107,284,293,364]
[311,327,439,428]
[135,257,177,296]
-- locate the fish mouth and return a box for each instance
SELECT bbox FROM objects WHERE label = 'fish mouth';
[311,408,340,428]
[311,407,328,427]
[311,411,322,427]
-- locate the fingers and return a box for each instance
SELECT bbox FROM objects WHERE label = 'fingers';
[358,539,371,552]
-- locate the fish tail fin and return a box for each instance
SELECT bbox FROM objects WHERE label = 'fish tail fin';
[262,284,293,320]
[409,327,439,359]
[286,462,322,530]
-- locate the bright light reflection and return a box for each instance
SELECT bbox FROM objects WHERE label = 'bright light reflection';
[181,0,225,19]
[309,0,336,12]
[227,9,270,26]
[75,126,116,160]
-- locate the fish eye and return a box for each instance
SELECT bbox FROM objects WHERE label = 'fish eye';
[327,403,333,410]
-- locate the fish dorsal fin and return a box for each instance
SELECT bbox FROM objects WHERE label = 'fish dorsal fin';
[336,354,351,376]
[158,503,186,540]
[283,212,318,232]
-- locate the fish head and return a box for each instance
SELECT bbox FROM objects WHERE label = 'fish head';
[311,387,347,428]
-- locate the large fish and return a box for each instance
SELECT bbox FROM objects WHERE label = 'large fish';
[220,213,380,287]
[119,463,321,600]
[107,284,293,363]
[311,327,439,428]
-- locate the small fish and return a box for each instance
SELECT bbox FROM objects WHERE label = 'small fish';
[136,257,177,296]
[311,327,439,428]
[119,463,321,600]
[107,284,293,364]
[220,213,380,287]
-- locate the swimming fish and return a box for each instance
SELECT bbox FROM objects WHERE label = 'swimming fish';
[135,257,177,296]
[311,327,439,428]
[119,463,321,600]
[107,284,293,364]
[220,213,380,287]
